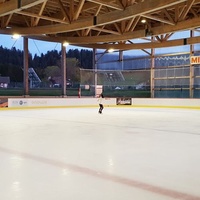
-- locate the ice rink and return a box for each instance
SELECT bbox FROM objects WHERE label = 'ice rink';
[0,106,200,200]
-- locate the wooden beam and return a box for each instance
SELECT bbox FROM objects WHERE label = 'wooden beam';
[125,17,135,32]
[142,14,175,25]
[152,17,200,36]
[24,30,200,50]
[163,9,175,24]
[86,0,124,10]
[70,0,74,22]
[0,0,186,35]
[130,16,140,32]
[179,0,195,21]
[74,35,200,50]
[163,33,174,41]
[32,1,47,26]
[56,0,70,22]
[17,11,70,25]
[95,5,102,16]
[92,27,121,35]
[1,14,13,28]
[73,0,85,20]
[97,0,187,25]
[2,14,200,46]
[0,0,47,17]
[82,2,98,11]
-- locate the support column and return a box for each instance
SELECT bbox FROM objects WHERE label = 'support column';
[119,50,123,70]
[190,30,194,98]
[61,44,67,96]
[150,37,155,98]
[93,48,97,96]
[23,37,29,96]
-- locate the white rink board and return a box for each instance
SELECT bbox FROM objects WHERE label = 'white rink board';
[131,98,200,108]
[8,98,116,108]
[7,98,200,109]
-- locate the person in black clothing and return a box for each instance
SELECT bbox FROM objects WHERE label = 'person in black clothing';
[98,93,104,114]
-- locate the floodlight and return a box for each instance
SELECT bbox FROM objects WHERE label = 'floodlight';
[108,48,114,53]
[12,34,21,39]
[141,19,146,23]
[63,42,69,47]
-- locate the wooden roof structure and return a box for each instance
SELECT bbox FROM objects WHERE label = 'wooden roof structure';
[1,0,200,50]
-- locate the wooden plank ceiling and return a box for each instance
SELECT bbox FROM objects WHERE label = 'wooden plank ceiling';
[0,0,200,50]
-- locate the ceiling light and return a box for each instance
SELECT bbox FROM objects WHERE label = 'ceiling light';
[63,42,69,47]
[12,34,21,39]
[108,48,114,53]
[141,19,146,23]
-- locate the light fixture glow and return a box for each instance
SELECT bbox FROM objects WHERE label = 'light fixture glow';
[141,19,146,23]
[108,48,114,53]
[63,42,69,47]
[12,34,21,39]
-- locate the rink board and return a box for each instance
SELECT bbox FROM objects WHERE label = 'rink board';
[6,98,200,109]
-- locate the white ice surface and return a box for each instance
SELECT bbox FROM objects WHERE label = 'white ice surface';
[0,107,200,200]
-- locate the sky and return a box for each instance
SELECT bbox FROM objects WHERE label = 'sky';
[0,30,199,56]
[0,34,84,55]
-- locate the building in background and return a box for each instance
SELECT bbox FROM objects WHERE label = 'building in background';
[0,76,10,88]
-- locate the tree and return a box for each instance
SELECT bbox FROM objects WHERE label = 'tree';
[67,58,80,83]
[44,66,61,79]
[67,49,93,69]
[80,49,93,69]
[0,46,93,83]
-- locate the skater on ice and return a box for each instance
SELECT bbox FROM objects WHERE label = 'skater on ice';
[98,93,104,114]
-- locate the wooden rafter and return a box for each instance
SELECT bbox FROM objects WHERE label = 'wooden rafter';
[1,13,13,28]
[56,0,69,22]
[190,8,198,18]
[32,1,47,26]
[125,17,135,32]
[163,33,174,41]
[114,23,121,34]
[1,0,186,35]
[142,14,175,25]
[73,0,85,20]
[17,11,70,24]
[86,0,124,10]
[92,27,121,35]
[179,0,196,20]
[97,0,187,26]
[0,0,48,17]
[95,4,102,16]
[130,16,140,32]
[0,0,199,51]
[74,35,200,50]
[70,0,74,22]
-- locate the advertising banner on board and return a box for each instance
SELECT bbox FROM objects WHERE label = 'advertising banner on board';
[8,99,29,107]
[116,97,132,105]
[190,56,200,65]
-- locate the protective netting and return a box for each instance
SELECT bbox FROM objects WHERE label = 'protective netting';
[80,64,200,98]
[154,67,190,88]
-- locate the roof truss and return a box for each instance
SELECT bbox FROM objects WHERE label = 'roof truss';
[0,0,200,50]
